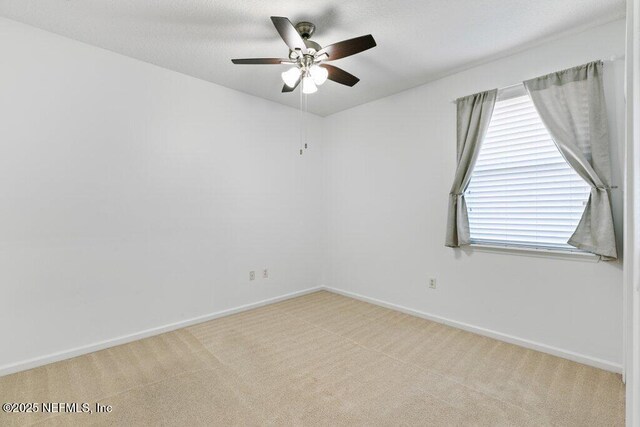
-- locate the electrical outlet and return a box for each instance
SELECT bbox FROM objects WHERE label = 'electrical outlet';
[249,271,255,281]
[429,278,437,289]
[263,269,269,279]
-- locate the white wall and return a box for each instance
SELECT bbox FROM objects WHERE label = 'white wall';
[324,19,626,370]
[0,17,325,373]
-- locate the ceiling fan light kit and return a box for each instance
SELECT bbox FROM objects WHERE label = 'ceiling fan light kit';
[231,16,376,94]
[281,56,325,93]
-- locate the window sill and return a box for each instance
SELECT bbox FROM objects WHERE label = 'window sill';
[468,243,599,262]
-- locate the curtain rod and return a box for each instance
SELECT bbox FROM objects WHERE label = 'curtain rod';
[451,55,626,104]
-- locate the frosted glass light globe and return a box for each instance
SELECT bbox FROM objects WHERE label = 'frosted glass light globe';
[309,65,328,85]
[281,67,301,87]
[302,76,318,94]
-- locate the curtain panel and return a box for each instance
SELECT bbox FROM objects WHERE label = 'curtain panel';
[524,61,617,259]
[445,89,497,247]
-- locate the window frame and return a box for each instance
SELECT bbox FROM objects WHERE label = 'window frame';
[465,84,594,259]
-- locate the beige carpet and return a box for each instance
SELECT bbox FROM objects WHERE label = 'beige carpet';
[0,290,624,426]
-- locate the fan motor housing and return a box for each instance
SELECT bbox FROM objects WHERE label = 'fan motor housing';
[288,22,321,59]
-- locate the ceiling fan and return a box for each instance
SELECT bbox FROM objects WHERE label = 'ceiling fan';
[231,16,376,94]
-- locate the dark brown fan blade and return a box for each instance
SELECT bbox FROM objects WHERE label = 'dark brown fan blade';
[271,16,307,54]
[282,77,301,93]
[231,58,292,64]
[321,64,360,87]
[318,34,376,61]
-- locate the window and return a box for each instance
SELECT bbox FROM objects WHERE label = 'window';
[465,86,591,251]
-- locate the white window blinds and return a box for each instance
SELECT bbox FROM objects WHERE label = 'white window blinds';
[465,86,591,251]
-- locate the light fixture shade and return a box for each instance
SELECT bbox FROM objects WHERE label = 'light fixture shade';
[302,76,317,94]
[281,67,301,88]
[310,65,328,85]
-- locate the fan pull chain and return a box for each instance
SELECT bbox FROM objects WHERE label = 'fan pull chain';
[298,89,309,155]
[304,93,308,151]
[299,87,304,155]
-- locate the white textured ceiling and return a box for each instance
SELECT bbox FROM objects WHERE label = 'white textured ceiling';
[0,0,626,116]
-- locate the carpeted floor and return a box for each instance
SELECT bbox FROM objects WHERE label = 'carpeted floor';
[0,290,625,426]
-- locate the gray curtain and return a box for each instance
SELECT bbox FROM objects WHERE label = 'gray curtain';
[445,89,497,247]
[524,61,617,259]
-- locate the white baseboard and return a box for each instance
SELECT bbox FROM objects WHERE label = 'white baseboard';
[322,286,622,374]
[0,286,323,377]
